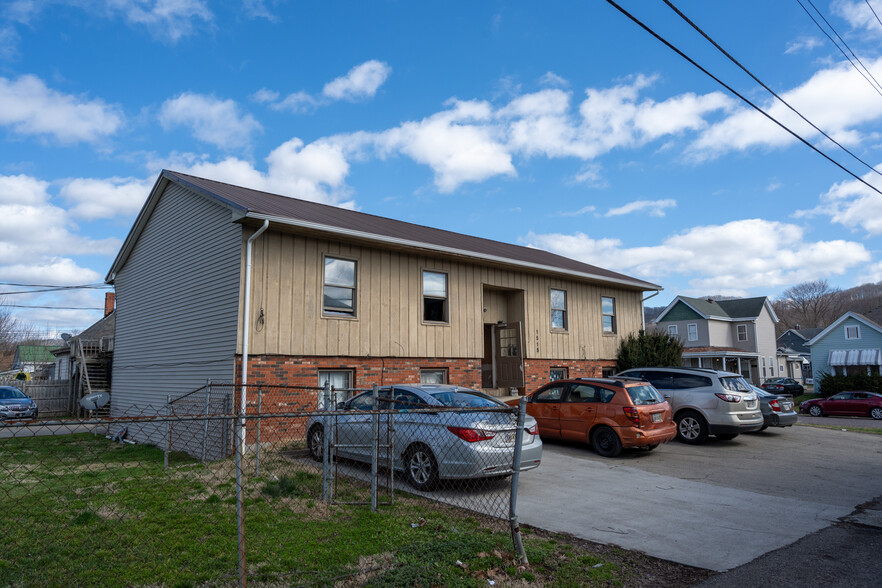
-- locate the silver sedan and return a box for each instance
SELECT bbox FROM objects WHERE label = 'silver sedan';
[306,384,542,490]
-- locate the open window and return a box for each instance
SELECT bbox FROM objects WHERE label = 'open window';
[422,270,448,323]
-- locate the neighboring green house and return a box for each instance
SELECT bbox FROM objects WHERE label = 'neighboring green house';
[651,296,779,384]
[806,312,882,393]
[12,344,57,379]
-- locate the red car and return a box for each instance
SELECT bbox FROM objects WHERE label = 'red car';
[800,391,882,420]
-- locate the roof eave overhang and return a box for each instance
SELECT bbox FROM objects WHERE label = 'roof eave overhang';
[244,212,662,291]
[682,350,757,357]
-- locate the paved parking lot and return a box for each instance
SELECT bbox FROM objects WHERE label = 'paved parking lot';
[515,423,882,571]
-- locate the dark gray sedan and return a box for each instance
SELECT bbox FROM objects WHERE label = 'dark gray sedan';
[0,386,38,421]
[751,385,797,430]
[306,384,542,491]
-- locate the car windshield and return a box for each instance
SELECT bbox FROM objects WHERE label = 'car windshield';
[720,377,751,392]
[626,385,664,406]
[0,388,26,399]
[430,390,505,409]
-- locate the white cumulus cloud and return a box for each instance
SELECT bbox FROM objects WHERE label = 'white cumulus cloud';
[0,75,123,143]
[605,199,676,217]
[322,60,392,101]
[525,219,870,296]
[159,93,262,150]
[60,176,153,220]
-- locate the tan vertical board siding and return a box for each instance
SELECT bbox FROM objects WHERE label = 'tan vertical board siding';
[248,231,643,360]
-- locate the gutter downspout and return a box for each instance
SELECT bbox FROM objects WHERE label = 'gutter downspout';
[641,290,661,332]
[239,219,270,454]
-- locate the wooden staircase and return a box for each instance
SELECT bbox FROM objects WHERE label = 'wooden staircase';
[74,339,112,416]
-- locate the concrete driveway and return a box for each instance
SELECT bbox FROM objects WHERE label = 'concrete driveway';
[514,424,882,571]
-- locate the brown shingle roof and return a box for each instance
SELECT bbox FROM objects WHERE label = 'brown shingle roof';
[164,170,659,291]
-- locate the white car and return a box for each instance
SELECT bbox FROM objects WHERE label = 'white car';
[615,368,763,444]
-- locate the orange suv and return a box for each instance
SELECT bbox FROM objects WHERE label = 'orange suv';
[508,377,676,457]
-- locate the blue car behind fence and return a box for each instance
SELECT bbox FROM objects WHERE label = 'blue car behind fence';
[0,386,38,421]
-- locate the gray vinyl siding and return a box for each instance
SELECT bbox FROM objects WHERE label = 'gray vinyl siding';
[111,183,242,445]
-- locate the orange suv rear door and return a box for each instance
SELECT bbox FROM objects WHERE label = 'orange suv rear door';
[559,383,600,442]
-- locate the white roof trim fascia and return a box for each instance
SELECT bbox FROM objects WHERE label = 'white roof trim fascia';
[806,311,882,346]
[245,212,661,291]
[682,350,757,357]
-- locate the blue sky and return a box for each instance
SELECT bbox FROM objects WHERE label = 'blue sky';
[4,0,882,333]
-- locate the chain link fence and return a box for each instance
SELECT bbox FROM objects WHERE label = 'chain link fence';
[0,383,536,586]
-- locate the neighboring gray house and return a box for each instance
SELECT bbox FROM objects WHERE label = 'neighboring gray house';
[806,312,882,393]
[652,296,779,384]
[776,327,821,384]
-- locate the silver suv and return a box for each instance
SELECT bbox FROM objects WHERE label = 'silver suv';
[614,367,763,444]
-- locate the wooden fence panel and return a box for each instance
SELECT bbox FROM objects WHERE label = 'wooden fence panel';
[0,379,73,417]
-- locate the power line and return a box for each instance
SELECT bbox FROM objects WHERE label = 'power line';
[0,286,110,296]
[603,0,882,197]
[0,282,110,289]
[796,0,882,98]
[664,0,882,179]
[866,0,882,29]
[0,304,104,310]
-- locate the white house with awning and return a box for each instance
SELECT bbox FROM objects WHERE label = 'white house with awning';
[807,312,882,392]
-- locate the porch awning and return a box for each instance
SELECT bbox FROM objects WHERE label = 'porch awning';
[827,348,882,366]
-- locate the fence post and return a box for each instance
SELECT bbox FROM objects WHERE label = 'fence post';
[371,383,379,512]
[164,395,171,470]
[509,397,528,565]
[234,413,247,587]
[254,386,262,477]
[321,381,332,503]
[201,379,212,464]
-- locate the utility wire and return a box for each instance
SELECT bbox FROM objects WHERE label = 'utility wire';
[0,304,103,310]
[0,281,110,289]
[866,0,882,29]
[604,0,882,197]
[797,0,882,97]
[0,286,109,296]
[805,0,882,91]
[664,0,882,179]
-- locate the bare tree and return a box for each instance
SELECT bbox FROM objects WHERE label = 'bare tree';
[773,280,844,334]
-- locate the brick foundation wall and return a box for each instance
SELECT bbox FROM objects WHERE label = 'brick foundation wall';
[523,359,617,393]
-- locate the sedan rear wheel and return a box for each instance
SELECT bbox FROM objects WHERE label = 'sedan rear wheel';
[591,426,622,458]
[871,407,882,420]
[675,411,708,444]
[808,405,823,417]
[405,445,439,491]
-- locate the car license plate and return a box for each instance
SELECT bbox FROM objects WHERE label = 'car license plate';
[501,431,515,444]
[651,413,662,423]
[783,402,792,411]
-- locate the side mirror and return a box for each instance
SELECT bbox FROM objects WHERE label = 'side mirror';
[336,401,346,410]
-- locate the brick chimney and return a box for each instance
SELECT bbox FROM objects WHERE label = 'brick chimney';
[104,292,115,317]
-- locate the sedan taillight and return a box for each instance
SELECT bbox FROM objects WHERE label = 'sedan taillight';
[526,424,538,435]
[447,426,495,443]
[623,406,640,425]
[715,393,742,403]
[769,399,781,412]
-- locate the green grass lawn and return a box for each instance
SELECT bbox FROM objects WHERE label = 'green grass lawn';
[0,433,660,587]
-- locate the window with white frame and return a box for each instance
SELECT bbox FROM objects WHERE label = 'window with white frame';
[668,325,679,337]
[550,288,568,330]
[737,325,747,341]
[769,356,775,376]
[318,370,354,403]
[601,296,616,334]
[323,257,357,317]
[422,270,449,323]
[845,325,861,339]
[420,369,447,384]
[687,323,698,341]
[761,356,766,378]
